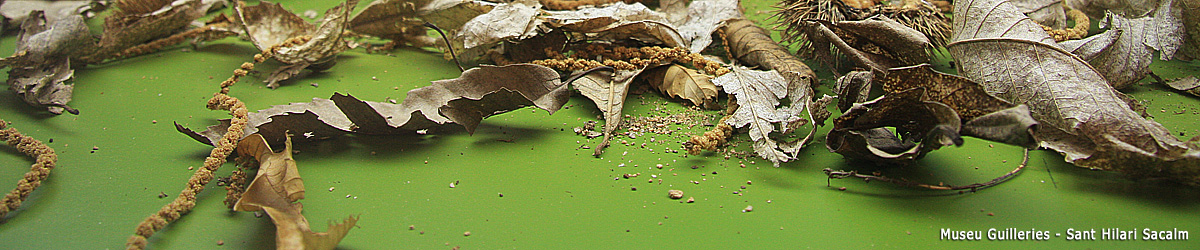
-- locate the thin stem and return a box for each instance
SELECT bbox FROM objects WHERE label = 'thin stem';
[425,22,464,72]
[824,148,1030,193]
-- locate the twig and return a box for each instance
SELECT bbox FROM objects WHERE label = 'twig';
[424,22,464,72]
[824,149,1030,193]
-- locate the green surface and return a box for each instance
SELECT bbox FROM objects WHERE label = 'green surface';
[1,0,1199,249]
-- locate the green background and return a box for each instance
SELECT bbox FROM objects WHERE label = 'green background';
[1,0,1198,249]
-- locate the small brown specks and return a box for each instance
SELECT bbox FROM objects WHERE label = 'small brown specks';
[686,197,695,203]
[217,240,224,246]
[409,225,415,230]
[631,186,638,191]
[838,187,847,191]
[742,205,753,212]
[157,192,168,198]
[151,120,158,124]
[464,231,471,236]
[329,187,335,192]
[987,212,995,216]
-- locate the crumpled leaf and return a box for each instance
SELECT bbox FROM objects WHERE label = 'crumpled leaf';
[716,66,827,166]
[180,64,570,146]
[348,0,436,46]
[673,0,742,53]
[949,0,1200,185]
[234,133,358,250]
[236,0,357,88]
[1066,0,1159,18]
[827,89,963,164]
[828,65,1039,164]
[456,0,542,49]
[572,67,642,156]
[542,3,687,49]
[644,64,719,109]
[1166,76,1200,96]
[419,0,495,31]
[4,11,93,115]
[0,0,106,29]
[1058,0,1185,89]
[806,15,933,73]
[1012,0,1069,29]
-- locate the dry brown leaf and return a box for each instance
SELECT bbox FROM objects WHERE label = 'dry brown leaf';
[92,0,217,61]
[236,0,358,88]
[572,67,643,156]
[1058,0,1184,89]
[1178,0,1199,60]
[4,11,93,115]
[457,0,543,49]
[644,64,719,109]
[949,0,1200,185]
[541,3,687,49]
[828,65,1038,164]
[724,18,817,88]
[1012,0,1070,29]
[348,0,436,46]
[827,89,963,164]
[674,0,742,53]
[0,0,105,29]
[1166,76,1200,96]
[180,64,571,146]
[234,133,357,250]
[1066,0,1159,18]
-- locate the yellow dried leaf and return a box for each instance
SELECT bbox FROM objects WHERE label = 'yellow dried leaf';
[644,64,719,109]
[234,134,357,250]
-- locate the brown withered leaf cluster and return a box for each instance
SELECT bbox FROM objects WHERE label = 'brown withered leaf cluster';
[949,0,1200,185]
[235,0,358,88]
[234,134,358,250]
[180,64,571,146]
[829,65,1038,164]
[1,0,226,114]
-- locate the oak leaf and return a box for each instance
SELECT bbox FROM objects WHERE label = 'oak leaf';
[180,64,571,146]
[234,133,358,250]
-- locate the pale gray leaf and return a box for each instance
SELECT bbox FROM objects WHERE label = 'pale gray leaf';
[456,0,542,49]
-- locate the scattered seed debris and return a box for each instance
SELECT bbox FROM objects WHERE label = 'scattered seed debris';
[838,187,847,191]
[686,197,695,203]
[217,240,224,246]
[464,231,471,236]
[157,192,168,199]
[668,190,684,199]
[742,205,754,212]
[329,187,335,192]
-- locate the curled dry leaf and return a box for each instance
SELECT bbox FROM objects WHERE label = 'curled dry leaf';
[723,18,816,88]
[1011,0,1070,29]
[457,0,543,49]
[572,67,642,156]
[236,0,358,88]
[5,11,93,115]
[829,65,1037,164]
[234,134,358,250]
[349,0,432,46]
[1058,0,1184,89]
[644,64,719,109]
[949,0,1200,185]
[1165,76,1200,96]
[180,64,571,146]
[542,2,687,49]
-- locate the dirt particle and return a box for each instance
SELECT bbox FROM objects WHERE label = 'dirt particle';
[987,212,995,216]
[409,225,415,230]
[631,186,638,191]
[668,190,684,199]
[838,187,847,191]
[157,192,168,198]
[464,231,471,236]
[742,205,753,212]
[151,120,158,124]
[329,187,335,192]
[686,197,695,203]
[217,240,224,246]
